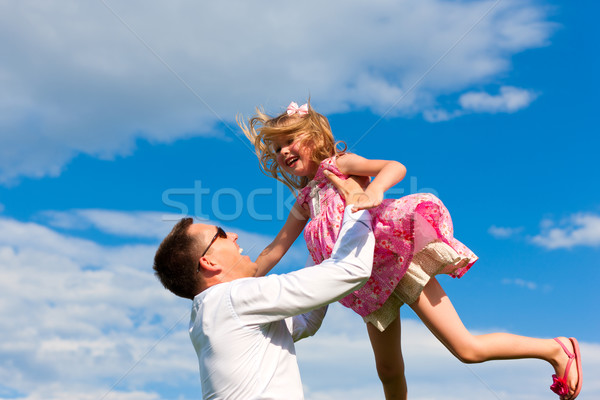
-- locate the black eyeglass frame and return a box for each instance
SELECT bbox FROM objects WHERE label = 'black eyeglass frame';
[200,226,227,257]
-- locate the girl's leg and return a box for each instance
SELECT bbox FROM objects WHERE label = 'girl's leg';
[367,317,407,400]
[409,277,580,399]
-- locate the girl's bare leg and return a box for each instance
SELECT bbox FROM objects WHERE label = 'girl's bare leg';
[367,316,407,400]
[409,277,580,399]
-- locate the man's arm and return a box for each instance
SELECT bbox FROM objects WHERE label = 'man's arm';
[289,305,328,341]
[230,206,374,325]
[287,173,373,340]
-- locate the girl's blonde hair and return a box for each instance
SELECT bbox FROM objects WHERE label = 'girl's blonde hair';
[239,101,346,191]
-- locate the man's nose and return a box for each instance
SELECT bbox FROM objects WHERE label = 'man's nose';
[227,232,238,241]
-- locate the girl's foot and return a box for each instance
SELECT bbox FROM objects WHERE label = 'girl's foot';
[550,337,582,400]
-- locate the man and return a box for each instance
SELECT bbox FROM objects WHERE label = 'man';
[153,176,375,399]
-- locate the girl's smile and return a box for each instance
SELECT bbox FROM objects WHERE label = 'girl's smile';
[273,136,319,179]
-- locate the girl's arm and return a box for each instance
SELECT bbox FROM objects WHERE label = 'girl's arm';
[254,201,309,277]
[336,153,406,211]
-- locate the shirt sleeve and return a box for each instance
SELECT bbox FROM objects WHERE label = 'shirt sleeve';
[230,206,374,326]
[288,305,328,342]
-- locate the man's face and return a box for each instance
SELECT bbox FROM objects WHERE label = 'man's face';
[188,223,258,281]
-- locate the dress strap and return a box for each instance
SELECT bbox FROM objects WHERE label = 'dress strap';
[296,156,347,206]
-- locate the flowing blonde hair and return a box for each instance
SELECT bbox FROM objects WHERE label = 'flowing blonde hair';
[238,102,346,192]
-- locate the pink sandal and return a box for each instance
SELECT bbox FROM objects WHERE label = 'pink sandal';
[550,337,582,399]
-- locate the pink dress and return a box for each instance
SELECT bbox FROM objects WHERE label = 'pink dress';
[297,157,478,331]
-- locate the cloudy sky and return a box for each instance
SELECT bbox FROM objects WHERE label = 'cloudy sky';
[0,1,598,399]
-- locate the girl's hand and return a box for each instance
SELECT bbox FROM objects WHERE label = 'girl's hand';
[336,154,406,211]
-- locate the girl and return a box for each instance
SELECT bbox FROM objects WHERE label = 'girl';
[239,101,582,400]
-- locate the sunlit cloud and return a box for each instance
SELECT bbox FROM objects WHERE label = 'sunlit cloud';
[501,277,538,290]
[488,225,524,239]
[424,86,538,122]
[38,209,184,239]
[0,215,195,398]
[0,0,555,183]
[299,306,599,400]
[36,208,308,265]
[531,213,600,249]
[459,86,538,113]
[0,211,598,399]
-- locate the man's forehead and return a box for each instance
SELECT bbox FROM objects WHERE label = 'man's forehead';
[188,223,216,238]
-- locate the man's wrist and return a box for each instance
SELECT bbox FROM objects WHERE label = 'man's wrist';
[343,205,370,225]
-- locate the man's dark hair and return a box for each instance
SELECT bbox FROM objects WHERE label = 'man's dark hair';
[153,218,201,300]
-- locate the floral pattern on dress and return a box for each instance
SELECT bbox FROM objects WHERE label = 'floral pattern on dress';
[297,156,477,317]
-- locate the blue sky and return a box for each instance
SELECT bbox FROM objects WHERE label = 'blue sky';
[0,1,598,399]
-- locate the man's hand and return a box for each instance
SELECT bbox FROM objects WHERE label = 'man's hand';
[324,171,372,212]
[353,187,384,211]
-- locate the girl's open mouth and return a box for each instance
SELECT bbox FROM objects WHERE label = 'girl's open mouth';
[286,157,299,167]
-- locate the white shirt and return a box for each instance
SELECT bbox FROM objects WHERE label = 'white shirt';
[189,206,374,400]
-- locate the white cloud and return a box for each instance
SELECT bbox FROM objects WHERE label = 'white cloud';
[299,306,600,400]
[36,208,309,265]
[0,0,555,183]
[459,86,539,113]
[422,108,463,123]
[0,216,196,398]
[488,224,524,238]
[531,213,600,249]
[39,209,184,239]
[0,211,306,399]
[501,278,538,290]
[0,213,598,399]
[424,86,538,121]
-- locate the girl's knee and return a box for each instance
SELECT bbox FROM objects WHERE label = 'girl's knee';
[375,358,406,383]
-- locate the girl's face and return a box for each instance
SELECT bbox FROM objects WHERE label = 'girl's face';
[272,135,319,179]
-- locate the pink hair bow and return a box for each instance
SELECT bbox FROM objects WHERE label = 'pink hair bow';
[286,102,309,116]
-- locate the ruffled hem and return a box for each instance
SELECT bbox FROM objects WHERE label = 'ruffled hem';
[363,240,473,332]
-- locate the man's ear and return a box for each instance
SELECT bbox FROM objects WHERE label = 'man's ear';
[199,256,221,274]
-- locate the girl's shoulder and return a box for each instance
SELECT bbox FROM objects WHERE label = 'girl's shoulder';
[331,152,367,171]
[296,155,347,205]
[320,154,349,178]
[321,155,339,171]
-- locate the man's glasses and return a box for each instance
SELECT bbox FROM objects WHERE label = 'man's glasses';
[200,226,227,257]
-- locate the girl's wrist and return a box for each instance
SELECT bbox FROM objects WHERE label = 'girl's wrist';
[364,187,384,205]
[365,185,384,198]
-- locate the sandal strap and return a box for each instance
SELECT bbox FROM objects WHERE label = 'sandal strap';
[554,337,574,381]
